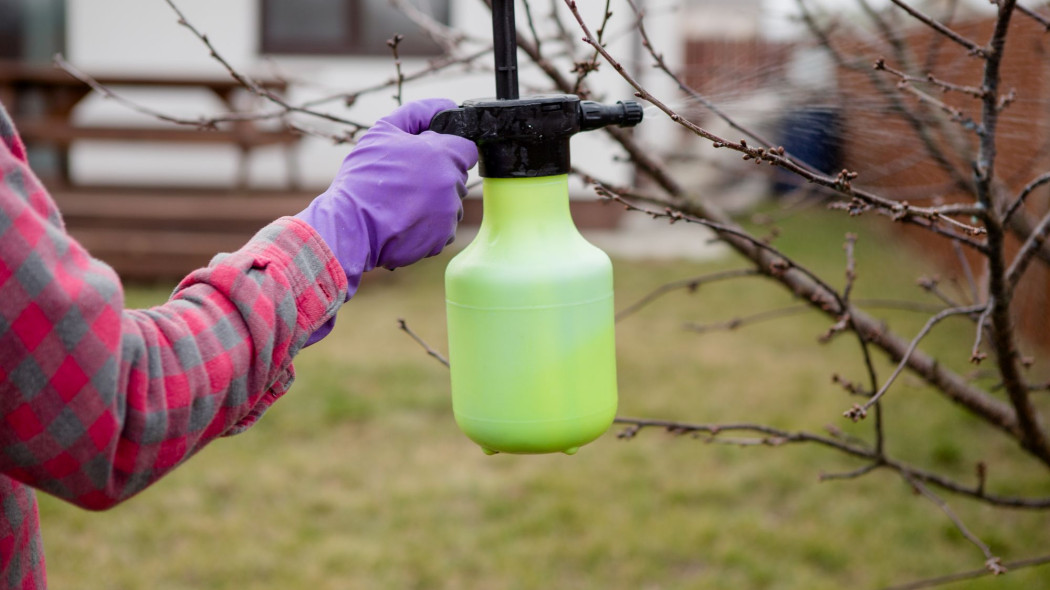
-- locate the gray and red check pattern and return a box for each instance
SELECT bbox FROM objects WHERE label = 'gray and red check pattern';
[0,103,348,588]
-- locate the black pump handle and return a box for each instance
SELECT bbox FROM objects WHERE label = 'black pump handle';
[492,0,519,100]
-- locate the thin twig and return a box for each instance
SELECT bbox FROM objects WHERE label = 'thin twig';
[916,276,962,308]
[302,47,492,111]
[874,58,986,98]
[542,0,1024,456]
[885,553,1050,590]
[162,0,369,132]
[387,34,406,106]
[614,417,1050,508]
[970,298,994,364]
[684,305,812,335]
[52,55,223,129]
[564,0,988,243]
[572,0,612,97]
[819,462,881,481]
[887,0,987,57]
[590,183,851,313]
[624,0,786,156]
[615,269,760,322]
[522,0,544,54]
[951,240,979,305]
[843,233,859,303]
[845,304,985,421]
[1003,171,1050,224]
[1007,208,1050,291]
[387,0,472,53]
[970,0,1050,465]
[397,319,450,367]
[874,59,982,132]
[1017,3,1050,31]
[902,475,1005,575]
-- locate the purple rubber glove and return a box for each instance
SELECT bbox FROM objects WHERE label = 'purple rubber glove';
[296,98,478,346]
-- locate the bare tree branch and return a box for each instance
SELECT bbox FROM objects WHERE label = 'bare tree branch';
[845,304,984,421]
[887,0,987,57]
[885,553,1050,590]
[904,475,1005,575]
[613,417,1050,508]
[397,319,450,368]
[615,269,761,322]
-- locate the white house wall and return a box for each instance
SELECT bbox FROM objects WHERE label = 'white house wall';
[64,0,667,192]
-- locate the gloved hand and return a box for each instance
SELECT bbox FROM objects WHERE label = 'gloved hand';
[296,98,478,346]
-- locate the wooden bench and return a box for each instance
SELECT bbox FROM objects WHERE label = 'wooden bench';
[0,60,302,188]
[50,187,317,281]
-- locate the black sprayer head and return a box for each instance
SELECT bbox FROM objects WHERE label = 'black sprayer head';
[429,94,643,178]
[428,0,642,178]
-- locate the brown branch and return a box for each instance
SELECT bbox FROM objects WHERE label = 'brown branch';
[521,0,544,54]
[52,55,222,129]
[387,0,473,53]
[579,181,1019,455]
[626,0,784,155]
[874,59,982,132]
[916,275,963,308]
[302,47,492,111]
[1003,170,1050,224]
[970,299,994,364]
[1007,209,1050,292]
[397,319,450,368]
[565,1,988,243]
[591,185,851,310]
[1017,3,1050,31]
[888,0,987,57]
[571,0,612,97]
[874,58,986,99]
[974,0,1050,465]
[951,240,980,305]
[53,54,361,144]
[819,462,881,481]
[902,475,1006,576]
[683,305,812,335]
[886,553,1050,590]
[162,0,369,132]
[845,304,985,421]
[387,35,406,106]
[614,417,1050,508]
[843,233,859,303]
[545,0,1034,463]
[799,0,977,197]
[615,269,761,322]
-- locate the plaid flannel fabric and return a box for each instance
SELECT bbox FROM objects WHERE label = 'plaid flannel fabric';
[0,103,347,588]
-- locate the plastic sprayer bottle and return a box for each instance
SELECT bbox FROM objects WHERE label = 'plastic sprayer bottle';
[432,96,642,455]
[429,0,642,455]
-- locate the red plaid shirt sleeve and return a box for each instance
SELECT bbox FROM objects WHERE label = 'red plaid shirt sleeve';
[0,103,348,588]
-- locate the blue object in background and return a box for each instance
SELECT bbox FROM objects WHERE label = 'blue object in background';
[773,106,843,194]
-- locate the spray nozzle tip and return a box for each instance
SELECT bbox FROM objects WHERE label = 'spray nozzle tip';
[579,100,644,131]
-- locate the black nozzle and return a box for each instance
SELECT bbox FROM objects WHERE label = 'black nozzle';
[429,95,644,178]
[579,100,645,131]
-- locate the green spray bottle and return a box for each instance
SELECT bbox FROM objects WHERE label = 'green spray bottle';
[430,0,642,455]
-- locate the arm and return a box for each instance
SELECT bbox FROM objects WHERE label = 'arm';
[0,99,475,509]
[0,127,346,506]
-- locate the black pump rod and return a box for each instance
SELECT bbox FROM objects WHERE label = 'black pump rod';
[491,0,519,99]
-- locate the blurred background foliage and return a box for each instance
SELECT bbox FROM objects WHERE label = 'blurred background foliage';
[36,208,1050,589]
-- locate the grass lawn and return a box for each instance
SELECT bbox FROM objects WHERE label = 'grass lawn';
[37,207,1050,589]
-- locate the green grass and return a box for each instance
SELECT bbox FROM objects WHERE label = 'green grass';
[37,208,1050,589]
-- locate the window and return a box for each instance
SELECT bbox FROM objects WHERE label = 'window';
[260,0,450,56]
[0,0,66,61]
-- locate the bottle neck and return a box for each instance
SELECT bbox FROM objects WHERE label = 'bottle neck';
[479,175,575,237]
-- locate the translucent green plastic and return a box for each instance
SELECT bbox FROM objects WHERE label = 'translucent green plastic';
[445,175,618,455]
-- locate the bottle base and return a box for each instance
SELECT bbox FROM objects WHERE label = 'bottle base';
[455,404,616,456]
